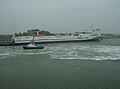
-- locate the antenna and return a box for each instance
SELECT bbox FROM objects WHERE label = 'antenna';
[91,24,94,29]
[12,22,16,36]
[12,23,16,45]
[13,23,15,32]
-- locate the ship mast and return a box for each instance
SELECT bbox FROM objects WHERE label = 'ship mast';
[11,23,16,45]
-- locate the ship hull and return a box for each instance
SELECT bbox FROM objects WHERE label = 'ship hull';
[23,46,44,49]
[14,37,101,45]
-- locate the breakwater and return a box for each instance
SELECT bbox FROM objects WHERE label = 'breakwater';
[0,41,14,46]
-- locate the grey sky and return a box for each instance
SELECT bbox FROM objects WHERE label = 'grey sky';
[0,0,120,34]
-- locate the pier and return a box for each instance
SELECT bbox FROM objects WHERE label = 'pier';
[0,41,14,46]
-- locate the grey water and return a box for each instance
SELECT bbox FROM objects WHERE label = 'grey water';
[0,39,120,89]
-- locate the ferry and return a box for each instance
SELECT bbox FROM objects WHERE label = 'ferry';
[12,29,102,45]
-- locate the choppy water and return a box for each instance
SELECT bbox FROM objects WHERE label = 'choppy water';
[0,39,120,61]
[0,39,120,89]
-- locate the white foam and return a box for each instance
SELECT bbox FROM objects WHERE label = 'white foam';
[52,56,120,61]
[0,45,120,61]
[0,53,10,56]
[50,45,120,61]
[0,51,16,60]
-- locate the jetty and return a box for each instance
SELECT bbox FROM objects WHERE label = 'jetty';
[0,41,14,46]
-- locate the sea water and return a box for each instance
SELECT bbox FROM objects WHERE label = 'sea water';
[0,38,120,89]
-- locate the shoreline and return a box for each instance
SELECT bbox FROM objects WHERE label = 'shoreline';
[0,41,14,46]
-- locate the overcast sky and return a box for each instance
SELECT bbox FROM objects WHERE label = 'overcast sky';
[0,0,120,34]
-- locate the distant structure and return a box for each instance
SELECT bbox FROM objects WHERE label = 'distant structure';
[15,29,54,36]
[27,29,41,36]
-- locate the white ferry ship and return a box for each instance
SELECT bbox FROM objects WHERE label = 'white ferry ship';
[12,29,102,45]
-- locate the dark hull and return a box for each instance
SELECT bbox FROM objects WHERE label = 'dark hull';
[23,46,44,49]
